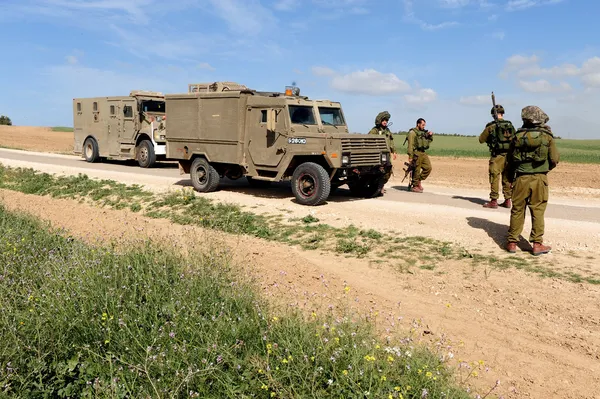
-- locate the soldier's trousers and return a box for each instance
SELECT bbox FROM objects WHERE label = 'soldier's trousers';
[507,173,549,244]
[411,151,432,187]
[489,154,512,200]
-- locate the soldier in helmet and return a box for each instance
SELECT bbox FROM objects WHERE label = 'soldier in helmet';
[479,104,516,208]
[368,111,396,194]
[505,105,560,256]
[406,118,433,193]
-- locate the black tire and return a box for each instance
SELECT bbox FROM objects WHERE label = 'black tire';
[291,162,331,206]
[246,176,272,188]
[83,137,100,163]
[190,157,220,193]
[137,140,156,168]
[348,176,383,198]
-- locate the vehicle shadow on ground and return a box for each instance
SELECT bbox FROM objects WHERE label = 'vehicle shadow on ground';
[467,217,530,251]
[453,196,488,206]
[174,179,369,204]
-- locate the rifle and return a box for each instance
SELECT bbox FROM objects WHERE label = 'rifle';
[488,91,500,155]
[401,159,416,183]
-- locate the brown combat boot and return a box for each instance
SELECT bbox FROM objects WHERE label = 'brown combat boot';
[410,185,423,193]
[417,181,423,190]
[532,242,551,256]
[483,199,498,209]
[506,242,517,253]
[499,199,512,208]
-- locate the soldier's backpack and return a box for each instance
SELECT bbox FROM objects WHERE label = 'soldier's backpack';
[486,120,514,154]
[512,128,550,163]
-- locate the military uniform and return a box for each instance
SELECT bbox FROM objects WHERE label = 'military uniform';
[479,105,516,208]
[506,105,560,256]
[368,111,395,194]
[406,127,433,192]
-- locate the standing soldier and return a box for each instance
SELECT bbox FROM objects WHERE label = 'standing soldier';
[369,111,396,194]
[406,118,433,193]
[479,104,516,208]
[505,105,560,256]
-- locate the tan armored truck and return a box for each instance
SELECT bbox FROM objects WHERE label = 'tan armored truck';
[73,90,167,168]
[166,82,393,206]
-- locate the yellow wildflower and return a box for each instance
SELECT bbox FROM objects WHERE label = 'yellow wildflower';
[343,370,348,376]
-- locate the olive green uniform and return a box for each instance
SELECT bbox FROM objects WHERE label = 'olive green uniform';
[406,128,433,187]
[506,124,560,244]
[368,111,395,191]
[479,120,516,200]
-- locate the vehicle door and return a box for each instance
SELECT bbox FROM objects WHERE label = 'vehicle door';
[106,99,122,156]
[246,107,286,167]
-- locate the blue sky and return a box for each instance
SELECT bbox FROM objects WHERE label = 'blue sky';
[0,0,598,138]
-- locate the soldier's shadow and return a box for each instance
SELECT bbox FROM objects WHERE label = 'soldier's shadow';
[467,217,530,251]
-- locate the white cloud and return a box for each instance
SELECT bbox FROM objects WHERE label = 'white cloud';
[518,79,572,93]
[330,69,411,95]
[403,0,460,31]
[459,95,490,106]
[404,88,438,104]
[507,0,565,11]
[66,55,78,65]
[439,0,470,8]
[197,62,215,71]
[312,66,336,77]
[274,0,298,10]
[207,0,276,36]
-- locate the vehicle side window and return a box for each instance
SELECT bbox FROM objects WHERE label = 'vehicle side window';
[289,105,316,125]
[110,105,115,115]
[261,110,267,123]
[77,102,82,112]
[123,105,133,118]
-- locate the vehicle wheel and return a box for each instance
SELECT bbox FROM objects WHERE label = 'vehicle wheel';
[83,137,100,163]
[190,157,220,193]
[246,176,271,188]
[137,140,156,168]
[291,162,331,206]
[348,176,382,198]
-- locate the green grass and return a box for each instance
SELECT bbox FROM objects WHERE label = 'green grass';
[51,126,74,132]
[393,134,600,164]
[0,204,474,398]
[1,164,597,285]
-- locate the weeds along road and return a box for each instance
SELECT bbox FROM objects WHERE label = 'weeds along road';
[2,147,600,399]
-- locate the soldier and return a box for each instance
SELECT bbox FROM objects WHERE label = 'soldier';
[368,111,396,194]
[505,105,560,256]
[479,104,516,208]
[406,118,433,193]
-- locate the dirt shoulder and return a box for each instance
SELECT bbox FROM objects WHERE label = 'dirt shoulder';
[1,188,599,399]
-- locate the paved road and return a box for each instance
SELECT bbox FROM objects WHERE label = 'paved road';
[1,148,599,224]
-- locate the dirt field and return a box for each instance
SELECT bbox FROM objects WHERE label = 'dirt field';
[0,126,74,153]
[2,126,600,398]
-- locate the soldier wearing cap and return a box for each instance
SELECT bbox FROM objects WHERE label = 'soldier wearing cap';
[479,104,516,209]
[505,105,560,256]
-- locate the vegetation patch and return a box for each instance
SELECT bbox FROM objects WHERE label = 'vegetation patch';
[1,164,595,285]
[0,204,474,398]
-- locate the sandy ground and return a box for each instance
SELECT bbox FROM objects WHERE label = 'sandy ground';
[2,126,600,398]
[0,125,73,153]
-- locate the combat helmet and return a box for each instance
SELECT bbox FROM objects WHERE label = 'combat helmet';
[491,104,505,115]
[521,105,549,125]
[375,111,391,125]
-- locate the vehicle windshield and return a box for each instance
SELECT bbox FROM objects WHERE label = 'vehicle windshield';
[318,107,345,126]
[141,100,165,113]
[288,105,316,125]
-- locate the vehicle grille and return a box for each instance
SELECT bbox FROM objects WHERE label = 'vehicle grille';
[341,137,388,166]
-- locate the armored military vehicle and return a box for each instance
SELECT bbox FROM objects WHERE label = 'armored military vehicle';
[165,82,393,206]
[73,90,166,168]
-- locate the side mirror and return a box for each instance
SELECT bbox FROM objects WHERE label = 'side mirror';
[267,109,277,131]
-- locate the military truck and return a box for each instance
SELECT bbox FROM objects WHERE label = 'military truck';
[165,82,392,206]
[73,90,167,168]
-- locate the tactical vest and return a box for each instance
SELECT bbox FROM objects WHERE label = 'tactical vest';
[512,127,551,164]
[486,120,514,155]
[412,129,431,151]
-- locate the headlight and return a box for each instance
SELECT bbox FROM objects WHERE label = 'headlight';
[342,155,350,165]
[160,135,166,140]
[381,153,388,163]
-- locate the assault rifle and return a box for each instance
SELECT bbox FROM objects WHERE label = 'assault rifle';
[402,159,416,184]
[488,91,500,155]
